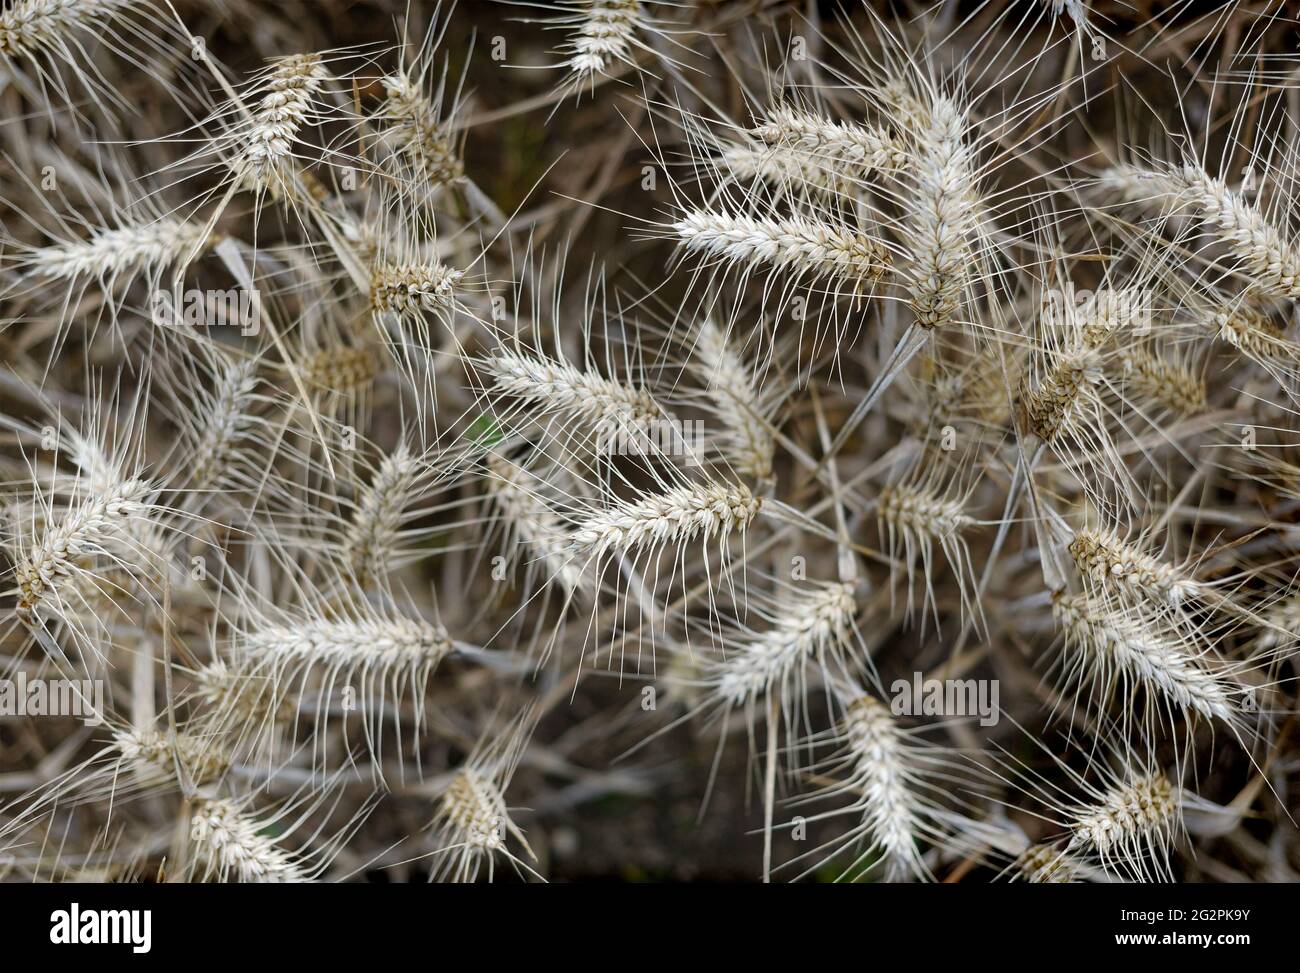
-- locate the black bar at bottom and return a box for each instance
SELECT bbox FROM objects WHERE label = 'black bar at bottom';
[0,882,1281,960]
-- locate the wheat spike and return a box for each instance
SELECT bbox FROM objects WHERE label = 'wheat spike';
[672,210,891,289]
[190,798,308,883]
[569,481,762,559]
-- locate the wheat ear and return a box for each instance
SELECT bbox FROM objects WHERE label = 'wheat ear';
[569,481,762,560]
[1067,527,1202,606]
[903,93,981,330]
[379,73,464,188]
[239,615,452,675]
[1012,841,1080,883]
[835,695,928,880]
[710,582,857,707]
[481,348,658,431]
[342,445,421,586]
[430,709,537,883]
[114,728,231,786]
[1066,771,1180,879]
[672,210,891,289]
[185,360,262,495]
[877,477,977,621]
[14,478,154,618]
[1115,346,1206,416]
[717,143,857,197]
[487,456,586,595]
[234,53,330,194]
[561,0,646,81]
[694,318,774,482]
[30,219,211,284]
[1020,347,1103,442]
[751,105,908,173]
[370,261,463,315]
[190,798,308,883]
[1161,164,1300,301]
[1052,591,1242,727]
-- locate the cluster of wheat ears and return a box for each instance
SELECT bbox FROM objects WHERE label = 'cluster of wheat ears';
[0,0,1296,884]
